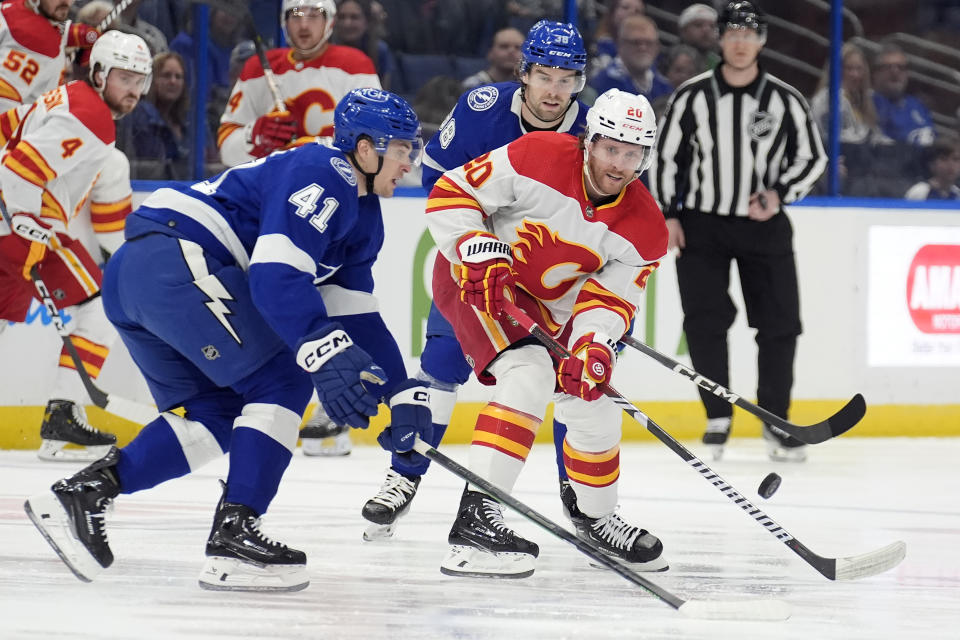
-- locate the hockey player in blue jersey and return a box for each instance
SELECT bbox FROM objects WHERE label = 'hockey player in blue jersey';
[25,88,432,592]
[361,20,593,540]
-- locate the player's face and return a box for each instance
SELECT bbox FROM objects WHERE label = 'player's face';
[522,66,581,123]
[286,7,329,52]
[39,0,72,22]
[586,137,649,195]
[104,69,146,117]
[372,139,416,197]
[720,27,763,70]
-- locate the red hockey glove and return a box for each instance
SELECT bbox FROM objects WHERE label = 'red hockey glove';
[249,110,297,157]
[68,23,100,48]
[456,232,515,317]
[557,332,617,401]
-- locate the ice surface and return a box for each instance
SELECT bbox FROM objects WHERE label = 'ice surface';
[1,437,957,639]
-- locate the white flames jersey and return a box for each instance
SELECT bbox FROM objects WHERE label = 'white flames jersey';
[0,0,73,112]
[217,45,380,166]
[72,148,133,257]
[426,132,668,342]
[0,81,114,237]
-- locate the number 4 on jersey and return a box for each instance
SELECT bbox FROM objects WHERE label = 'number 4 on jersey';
[288,183,339,233]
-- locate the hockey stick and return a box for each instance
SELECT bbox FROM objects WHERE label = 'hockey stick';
[618,334,865,445]
[411,437,791,621]
[95,0,139,33]
[191,0,287,112]
[499,300,906,581]
[0,200,157,425]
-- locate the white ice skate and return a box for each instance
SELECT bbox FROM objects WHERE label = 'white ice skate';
[300,405,351,457]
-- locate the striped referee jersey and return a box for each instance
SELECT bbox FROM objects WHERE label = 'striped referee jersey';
[651,67,827,217]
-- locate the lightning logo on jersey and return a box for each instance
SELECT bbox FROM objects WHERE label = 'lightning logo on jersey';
[179,239,242,345]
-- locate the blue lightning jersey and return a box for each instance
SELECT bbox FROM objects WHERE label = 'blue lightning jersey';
[122,143,405,394]
[421,81,588,191]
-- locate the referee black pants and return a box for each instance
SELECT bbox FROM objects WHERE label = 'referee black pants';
[675,211,802,423]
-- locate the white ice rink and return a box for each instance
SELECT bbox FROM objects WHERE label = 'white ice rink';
[1,436,958,639]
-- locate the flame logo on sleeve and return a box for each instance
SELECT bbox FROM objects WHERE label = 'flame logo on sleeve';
[511,221,603,301]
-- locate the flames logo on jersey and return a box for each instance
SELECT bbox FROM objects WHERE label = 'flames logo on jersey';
[511,220,602,301]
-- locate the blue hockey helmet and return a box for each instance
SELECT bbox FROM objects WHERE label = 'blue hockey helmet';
[333,88,423,165]
[520,20,587,73]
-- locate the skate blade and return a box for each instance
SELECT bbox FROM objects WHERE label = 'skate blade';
[37,441,112,462]
[198,556,309,592]
[767,445,807,463]
[363,522,397,541]
[439,545,535,579]
[24,493,104,582]
[704,444,725,461]
[301,433,351,457]
[587,553,670,572]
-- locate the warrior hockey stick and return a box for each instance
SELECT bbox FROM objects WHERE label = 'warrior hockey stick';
[412,437,791,621]
[619,334,866,445]
[0,201,156,425]
[500,300,906,581]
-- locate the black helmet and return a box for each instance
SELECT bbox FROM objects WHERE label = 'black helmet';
[719,1,767,39]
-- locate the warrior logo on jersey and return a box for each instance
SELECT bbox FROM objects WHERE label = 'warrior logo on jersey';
[511,221,602,301]
[467,86,499,112]
[439,118,456,149]
[330,156,357,186]
[749,111,775,140]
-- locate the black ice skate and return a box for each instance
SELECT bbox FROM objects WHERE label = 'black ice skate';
[440,487,539,579]
[575,510,669,572]
[38,399,117,462]
[701,416,732,461]
[199,483,308,592]
[300,405,351,456]
[559,478,588,525]
[361,469,420,541]
[763,423,807,462]
[24,447,121,582]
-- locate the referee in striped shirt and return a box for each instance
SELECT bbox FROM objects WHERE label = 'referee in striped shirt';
[651,1,826,463]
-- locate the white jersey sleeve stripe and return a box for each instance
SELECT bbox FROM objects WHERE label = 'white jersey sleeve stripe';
[250,232,317,276]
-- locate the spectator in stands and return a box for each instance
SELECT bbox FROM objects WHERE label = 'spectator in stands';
[103,0,169,56]
[506,1,598,34]
[334,0,396,89]
[461,27,525,90]
[132,0,187,43]
[170,6,245,97]
[904,137,960,201]
[116,52,192,180]
[378,0,505,56]
[589,0,644,77]
[811,42,888,145]
[652,43,704,115]
[410,74,462,150]
[589,15,671,104]
[677,3,720,69]
[872,40,936,146]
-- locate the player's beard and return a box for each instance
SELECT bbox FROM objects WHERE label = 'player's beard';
[39,1,71,22]
[106,92,140,118]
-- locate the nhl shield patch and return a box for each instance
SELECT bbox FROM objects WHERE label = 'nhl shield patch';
[749,111,775,140]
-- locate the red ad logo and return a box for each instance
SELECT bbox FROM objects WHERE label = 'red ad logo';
[906,244,960,333]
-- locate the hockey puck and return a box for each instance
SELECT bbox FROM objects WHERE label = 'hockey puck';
[758,472,782,499]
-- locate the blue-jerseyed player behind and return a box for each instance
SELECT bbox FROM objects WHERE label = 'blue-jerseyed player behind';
[25,88,432,593]
[360,20,593,541]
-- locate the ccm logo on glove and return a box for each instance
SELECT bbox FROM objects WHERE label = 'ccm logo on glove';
[296,329,353,372]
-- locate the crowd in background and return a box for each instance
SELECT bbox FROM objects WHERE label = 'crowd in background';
[62,0,960,201]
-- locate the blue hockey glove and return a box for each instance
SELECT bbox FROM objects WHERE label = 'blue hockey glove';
[296,323,387,429]
[377,378,432,463]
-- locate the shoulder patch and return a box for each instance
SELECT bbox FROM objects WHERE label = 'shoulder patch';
[467,86,499,112]
[439,117,456,149]
[331,156,357,186]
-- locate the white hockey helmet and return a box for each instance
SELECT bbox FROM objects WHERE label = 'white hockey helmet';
[281,0,336,54]
[585,88,657,174]
[89,31,153,96]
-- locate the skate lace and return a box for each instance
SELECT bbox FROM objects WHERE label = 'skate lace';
[70,403,99,434]
[248,516,287,550]
[591,512,642,550]
[370,470,416,509]
[480,498,509,533]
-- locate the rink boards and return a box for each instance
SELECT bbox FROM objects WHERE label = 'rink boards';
[1,191,958,448]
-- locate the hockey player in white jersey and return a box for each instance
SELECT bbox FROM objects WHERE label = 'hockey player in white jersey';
[0,31,149,460]
[426,89,669,578]
[0,0,100,112]
[25,88,433,592]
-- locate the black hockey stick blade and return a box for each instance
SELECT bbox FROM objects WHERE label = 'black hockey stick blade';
[412,438,791,621]
[619,335,866,445]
